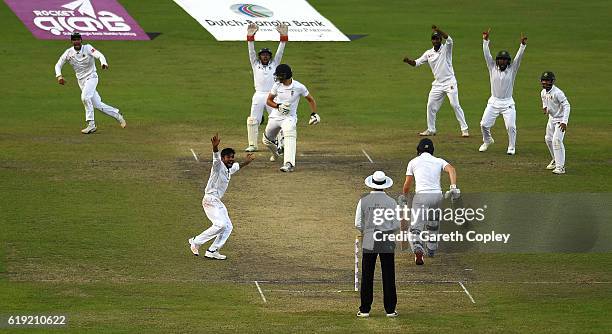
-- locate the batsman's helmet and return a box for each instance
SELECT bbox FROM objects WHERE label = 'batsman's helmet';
[274,64,292,82]
[541,71,556,82]
[417,138,435,155]
[70,32,82,40]
[258,48,272,57]
[496,50,511,62]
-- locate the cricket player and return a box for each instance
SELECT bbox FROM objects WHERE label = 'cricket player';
[245,23,288,156]
[355,171,398,318]
[55,32,125,134]
[403,25,469,137]
[399,138,460,265]
[541,71,571,174]
[264,64,319,172]
[479,29,527,155]
[188,133,254,260]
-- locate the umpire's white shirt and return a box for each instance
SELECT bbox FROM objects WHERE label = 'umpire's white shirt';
[406,153,449,193]
[415,35,456,85]
[541,85,571,124]
[269,80,309,119]
[248,41,285,93]
[55,44,107,81]
[483,40,526,105]
[205,152,240,200]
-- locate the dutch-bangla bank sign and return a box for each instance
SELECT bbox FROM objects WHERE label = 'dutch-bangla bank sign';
[4,0,150,40]
[174,0,350,41]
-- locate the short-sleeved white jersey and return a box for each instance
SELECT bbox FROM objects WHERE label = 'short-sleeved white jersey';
[269,79,309,118]
[55,44,107,80]
[406,153,449,193]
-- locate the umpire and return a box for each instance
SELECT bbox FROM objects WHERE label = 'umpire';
[355,171,399,318]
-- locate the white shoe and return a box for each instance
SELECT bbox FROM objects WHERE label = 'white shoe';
[188,238,199,256]
[117,112,127,128]
[552,166,565,174]
[386,311,398,318]
[507,147,515,155]
[461,130,470,137]
[280,162,294,172]
[356,311,370,318]
[204,249,227,260]
[245,145,257,152]
[419,129,436,136]
[81,124,97,134]
[478,139,494,152]
[546,160,556,170]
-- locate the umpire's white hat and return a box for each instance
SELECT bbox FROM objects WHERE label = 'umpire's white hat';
[365,171,393,190]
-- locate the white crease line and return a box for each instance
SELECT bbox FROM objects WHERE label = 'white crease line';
[361,149,374,163]
[265,289,463,294]
[190,148,199,162]
[458,281,476,304]
[254,281,267,303]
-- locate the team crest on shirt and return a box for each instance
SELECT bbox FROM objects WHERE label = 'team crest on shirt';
[291,90,294,96]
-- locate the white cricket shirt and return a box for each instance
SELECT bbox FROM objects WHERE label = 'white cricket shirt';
[415,35,457,85]
[204,152,240,199]
[541,85,571,124]
[248,41,285,93]
[483,40,526,103]
[269,79,310,119]
[55,44,107,80]
[406,153,449,193]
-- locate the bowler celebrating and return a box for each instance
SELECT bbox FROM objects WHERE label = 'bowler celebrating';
[188,134,254,260]
[55,32,125,134]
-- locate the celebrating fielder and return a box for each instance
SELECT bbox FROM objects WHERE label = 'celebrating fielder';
[55,32,126,134]
[245,23,288,156]
[479,29,527,155]
[403,25,469,137]
[264,64,319,172]
[188,134,254,260]
[540,71,571,174]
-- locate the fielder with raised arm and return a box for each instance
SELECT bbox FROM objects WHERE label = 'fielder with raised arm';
[188,134,254,260]
[264,64,319,172]
[55,32,126,134]
[540,71,571,174]
[479,29,527,155]
[403,25,469,137]
[245,23,288,156]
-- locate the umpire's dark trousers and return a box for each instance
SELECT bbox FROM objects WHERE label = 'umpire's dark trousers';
[359,251,397,314]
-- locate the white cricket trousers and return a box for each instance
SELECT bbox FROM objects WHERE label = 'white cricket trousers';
[545,119,566,167]
[78,73,120,123]
[264,116,297,166]
[250,91,273,123]
[193,195,233,252]
[480,101,517,149]
[409,193,443,254]
[426,83,468,132]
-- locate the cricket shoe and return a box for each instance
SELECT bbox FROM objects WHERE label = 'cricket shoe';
[386,311,398,318]
[461,130,470,137]
[415,250,424,265]
[507,147,516,155]
[478,139,494,152]
[81,124,97,134]
[204,249,227,260]
[280,162,294,172]
[546,160,556,170]
[245,145,257,152]
[188,237,199,256]
[356,311,370,318]
[117,112,127,128]
[427,249,435,257]
[552,166,565,175]
[419,129,436,136]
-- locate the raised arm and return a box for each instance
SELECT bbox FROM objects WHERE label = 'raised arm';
[432,25,448,39]
[247,23,258,65]
[512,33,528,71]
[273,23,288,64]
[55,49,68,85]
[482,28,494,70]
[239,153,255,169]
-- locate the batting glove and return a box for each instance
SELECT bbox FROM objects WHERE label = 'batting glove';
[308,112,320,125]
[398,194,408,206]
[278,102,291,115]
[444,184,461,200]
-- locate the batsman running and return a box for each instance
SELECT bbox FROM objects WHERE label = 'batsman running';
[264,64,319,172]
[479,29,527,155]
[245,22,288,159]
[188,133,254,260]
[55,32,126,134]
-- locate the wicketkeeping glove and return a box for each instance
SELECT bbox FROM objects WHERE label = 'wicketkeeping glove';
[278,103,291,115]
[247,24,259,36]
[308,112,320,125]
[276,24,288,36]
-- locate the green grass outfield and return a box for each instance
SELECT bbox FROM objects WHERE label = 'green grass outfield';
[1,0,611,332]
